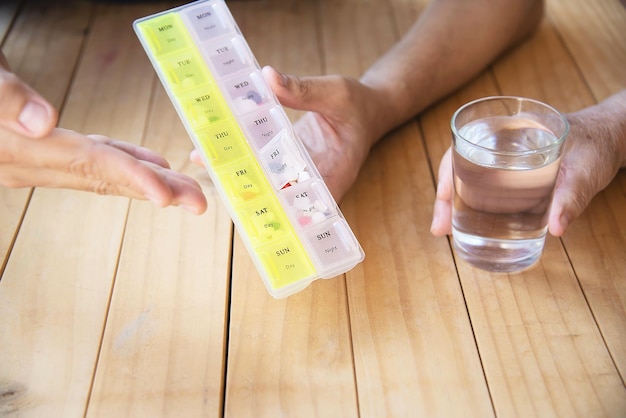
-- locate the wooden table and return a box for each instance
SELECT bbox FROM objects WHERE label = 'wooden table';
[1,0,625,416]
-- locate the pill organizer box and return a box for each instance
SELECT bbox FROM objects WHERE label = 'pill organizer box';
[134,0,364,298]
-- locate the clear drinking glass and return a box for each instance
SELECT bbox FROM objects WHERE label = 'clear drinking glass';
[450,96,569,272]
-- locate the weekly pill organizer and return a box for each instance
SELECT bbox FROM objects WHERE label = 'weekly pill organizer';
[134,0,364,298]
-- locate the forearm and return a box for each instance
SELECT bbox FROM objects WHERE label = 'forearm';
[360,0,544,143]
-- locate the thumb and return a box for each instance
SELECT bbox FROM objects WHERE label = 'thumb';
[431,148,454,236]
[0,68,58,138]
[262,65,333,114]
[547,172,592,237]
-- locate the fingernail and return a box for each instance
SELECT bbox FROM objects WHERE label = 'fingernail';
[180,204,199,215]
[18,101,50,136]
[144,192,165,207]
[270,67,288,87]
[435,183,444,199]
[430,213,439,234]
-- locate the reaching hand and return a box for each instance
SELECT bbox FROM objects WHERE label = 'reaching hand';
[0,52,207,214]
[0,127,208,213]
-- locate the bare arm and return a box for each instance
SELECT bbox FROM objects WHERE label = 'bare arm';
[253,0,544,200]
[360,0,544,145]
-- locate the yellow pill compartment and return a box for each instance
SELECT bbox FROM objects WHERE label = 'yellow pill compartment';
[236,196,290,246]
[255,236,316,289]
[216,158,269,204]
[195,121,250,166]
[135,13,189,56]
[177,87,229,129]
[158,49,210,91]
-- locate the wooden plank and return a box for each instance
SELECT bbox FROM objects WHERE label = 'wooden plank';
[320,0,398,77]
[0,0,21,43]
[0,0,92,277]
[86,66,232,418]
[560,174,626,379]
[0,1,157,416]
[386,0,429,38]
[226,239,358,417]
[420,4,626,416]
[0,191,129,418]
[0,189,30,274]
[224,1,359,416]
[344,125,495,417]
[547,0,626,100]
[321,0,493,416]
[547,0,626,381]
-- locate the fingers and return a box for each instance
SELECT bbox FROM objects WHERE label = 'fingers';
[152,162,208,214]
[262,65,303,108]
[431,148,453,236]
[547,92,626,236]
[189,148,204,166]
[0,127,207,214]
[262,65,342,114]
[547,157,603,237]
[0,65,58,137]
[88,134,171,169]
[547,188,575,237]
[74,135,207,214]
[131,159,207,214]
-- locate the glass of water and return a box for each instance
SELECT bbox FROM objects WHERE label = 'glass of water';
[450,96,569,272]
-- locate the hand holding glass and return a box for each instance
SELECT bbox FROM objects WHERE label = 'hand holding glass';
[451,96,569,273]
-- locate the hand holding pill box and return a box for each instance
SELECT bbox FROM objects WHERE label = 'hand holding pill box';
[134,0,364,298]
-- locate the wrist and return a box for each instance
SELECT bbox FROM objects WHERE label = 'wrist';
[359,75,416,146]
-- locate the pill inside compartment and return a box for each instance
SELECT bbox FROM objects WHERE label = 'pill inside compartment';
[222,70,272,114]
[177,87,230,129]
[235,195,291,246]
[216,158,270,204]
[259,130,311,190]
[279,179,361,277]
[280,179,337,228]
[159,49,212,91]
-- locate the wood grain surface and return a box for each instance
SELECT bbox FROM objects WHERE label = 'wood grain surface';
[1,0,625,417]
